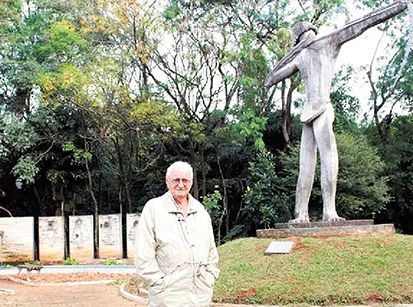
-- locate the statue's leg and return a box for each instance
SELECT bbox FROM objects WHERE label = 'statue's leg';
[313,104,345,222]
[289,123,317,223]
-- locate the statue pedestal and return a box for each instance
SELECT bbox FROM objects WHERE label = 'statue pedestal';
[256,219,395,238]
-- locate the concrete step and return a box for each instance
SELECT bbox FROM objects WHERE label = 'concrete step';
[256,223,394,238]
[270,219,374,229]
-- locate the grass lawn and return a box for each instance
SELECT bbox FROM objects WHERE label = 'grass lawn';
[214,234,413,305]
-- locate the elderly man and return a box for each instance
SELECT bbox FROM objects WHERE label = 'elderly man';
[265,0,410,223]
[134,161,219,307]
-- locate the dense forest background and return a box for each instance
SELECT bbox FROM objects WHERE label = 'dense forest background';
[1,0,412,245]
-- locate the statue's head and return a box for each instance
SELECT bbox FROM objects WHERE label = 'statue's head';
[292,21,318,46]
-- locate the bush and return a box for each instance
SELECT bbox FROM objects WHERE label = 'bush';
[103,258,121,265]
[240,149,291,233]
[63,257,80,265]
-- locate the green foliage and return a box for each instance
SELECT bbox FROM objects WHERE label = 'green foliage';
[0,0,412,236]
[63,257,80,265]
[241,149,291,231]
[130,101,183,139]
[62,142,92,161]
[1,122,39,153]
[371,115,413,233]
[202,190,223,236]
[230,107,267,151]
[37,64,90,102]
[202,190,222,216]
[336,132,389,219]
[330,66,361,134]
[163,2,181,20]
[12,156,39,183]
[103,258,121,265]
[238,33,269,110]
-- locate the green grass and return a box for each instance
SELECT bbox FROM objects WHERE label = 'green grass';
[214,234,413,305]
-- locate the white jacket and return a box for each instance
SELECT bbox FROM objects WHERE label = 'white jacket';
[134,192,220,307]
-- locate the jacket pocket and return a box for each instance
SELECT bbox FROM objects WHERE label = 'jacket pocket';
[150,277,166,295]
[160,264,182,289]
[150,265,181,295]
[197,265,215,288]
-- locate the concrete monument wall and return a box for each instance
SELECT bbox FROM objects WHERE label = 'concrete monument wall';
[126,214,140,259]
[99,214,122,258]
[39,216,64,261]
[1,214,140,262]
[0,217,34,262]
[69,215,94,261]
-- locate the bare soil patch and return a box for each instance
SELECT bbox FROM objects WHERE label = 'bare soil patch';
[0,272,144,306]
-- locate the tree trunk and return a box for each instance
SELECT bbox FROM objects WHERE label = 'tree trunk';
[113,137,133,214]
[84,142,99,258]
[190,140,199,198]
[200,145,207,197]
[217,156,229,238]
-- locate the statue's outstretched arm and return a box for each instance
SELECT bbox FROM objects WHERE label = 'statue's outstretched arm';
[325,0,408,47]
[265,60,298,88]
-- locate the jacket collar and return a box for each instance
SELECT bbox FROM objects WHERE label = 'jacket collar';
[164,191,197,215]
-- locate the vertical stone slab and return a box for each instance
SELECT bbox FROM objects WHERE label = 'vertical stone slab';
[69,215,94,262]
[0,217,34,263]
[39,216,64,262]
[126,214,140,259]
[99,214,122,259]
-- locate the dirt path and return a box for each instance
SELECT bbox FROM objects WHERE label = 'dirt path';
[0,279,146,306]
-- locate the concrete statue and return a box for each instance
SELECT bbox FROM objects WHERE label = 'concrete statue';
[265,0,411,223]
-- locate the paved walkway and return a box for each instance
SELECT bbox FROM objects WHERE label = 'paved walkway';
[0,265,136,275]
[0,278,145,306]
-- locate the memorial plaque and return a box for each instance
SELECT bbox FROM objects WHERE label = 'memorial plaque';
[0,217,34,262]
[264,241,295,255]
[126,214,140,259]
[99,214,122,258]
[69,215,94,261]
[39,216,64,261]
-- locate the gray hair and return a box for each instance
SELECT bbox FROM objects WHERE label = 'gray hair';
[166,161,193,179]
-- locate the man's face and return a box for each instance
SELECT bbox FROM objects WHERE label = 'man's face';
[166,168,193,200]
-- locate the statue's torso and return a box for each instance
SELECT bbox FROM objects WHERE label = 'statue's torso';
[296,42,340,123]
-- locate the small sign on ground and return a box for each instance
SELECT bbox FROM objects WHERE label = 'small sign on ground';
[264,241,295,255]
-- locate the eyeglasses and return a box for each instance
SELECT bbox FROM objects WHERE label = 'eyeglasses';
[168,177,191,185]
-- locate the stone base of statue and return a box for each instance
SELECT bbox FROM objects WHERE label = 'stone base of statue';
[256,219,395,238]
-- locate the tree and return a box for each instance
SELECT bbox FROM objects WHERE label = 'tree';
[370,115,413,233]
